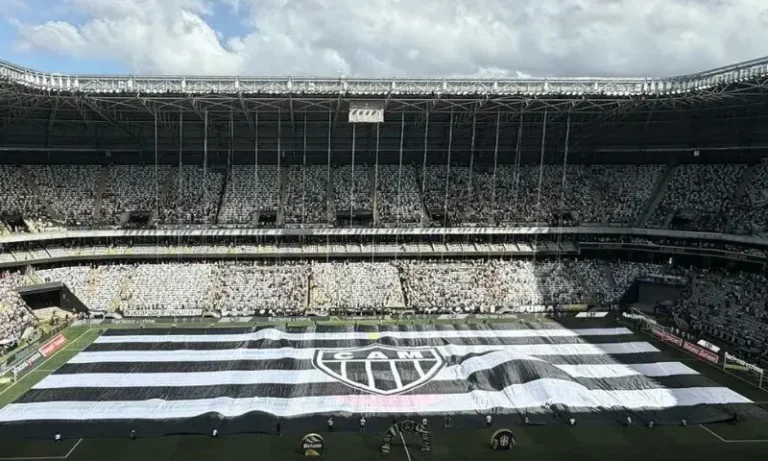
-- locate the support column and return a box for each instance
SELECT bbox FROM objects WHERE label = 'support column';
[442,110,454,228]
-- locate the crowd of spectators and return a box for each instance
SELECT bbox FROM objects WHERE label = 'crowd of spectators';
[159,166,225,224]
[310,262,404,310]
[118,263,213,316]
[0,166,53,232]
[649,164,746,231]
[219,166,281,225]
[39,265,134,312]
[283,165,329,225]
[0,162,766,233]
[333,165,372,215]
[100,165,164,225]
[375,165,424,224]
[212,263,308,315]
[672,269,768,360]
[28,165,102,227]
[3,259,768,360]
[728,163,768,236]
[0,272,36,353]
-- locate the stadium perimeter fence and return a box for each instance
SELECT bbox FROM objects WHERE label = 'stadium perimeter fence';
[624,309,766,392]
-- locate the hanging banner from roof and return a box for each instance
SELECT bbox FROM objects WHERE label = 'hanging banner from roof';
[348,100,385,123]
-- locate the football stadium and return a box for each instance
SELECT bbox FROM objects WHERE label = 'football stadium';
[1,52,768,461]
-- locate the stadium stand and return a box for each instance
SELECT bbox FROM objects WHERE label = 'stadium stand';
[0,272,36,353]
[100,165,165,225]
[310,262,404,310]
[648,164,747,231]
[0,162,766,234]
[6,260,767,356]
[0,165,56,233]
[211,262,308,315]
[159,166,225,225]
[28,166,102,227]
[283,165,329,225]
[728,163,768,236]
[218,165,281,225]
[375,165,424,225]
[333,165,373,216]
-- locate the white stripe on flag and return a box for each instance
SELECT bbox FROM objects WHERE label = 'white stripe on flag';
[93,327,634,344]
[68,342,659,364]
[0,382,750,422]
[32,361,699,389]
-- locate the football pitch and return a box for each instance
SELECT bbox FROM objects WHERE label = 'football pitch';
[1,319,768,461]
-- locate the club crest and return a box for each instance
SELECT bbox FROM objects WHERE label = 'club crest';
[312,344,445,395]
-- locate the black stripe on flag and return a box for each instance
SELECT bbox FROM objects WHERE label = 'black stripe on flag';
[16,366,719,403]
[84,334,639,352]
[53,352,678,375]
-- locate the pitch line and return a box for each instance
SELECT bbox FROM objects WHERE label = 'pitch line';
[699,424,768,443]
[0,329,92,400]
[0,438,82,461]
[63,438,82,459]
[399,432,412,461]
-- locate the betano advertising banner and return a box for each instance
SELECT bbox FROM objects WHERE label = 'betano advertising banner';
[650,326,718,364]
[682,341,719,364]
[39,333,67,358]
[651,327,683,347]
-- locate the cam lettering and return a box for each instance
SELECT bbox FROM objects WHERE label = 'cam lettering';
[331,350,430,361]
[396,351,424,359]
[332,352,354,360]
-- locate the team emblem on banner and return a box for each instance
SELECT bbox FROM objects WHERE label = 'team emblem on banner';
[381,420,431,454]
[490,429,516,450]
[312,344,445,395]
[301,433,325,457]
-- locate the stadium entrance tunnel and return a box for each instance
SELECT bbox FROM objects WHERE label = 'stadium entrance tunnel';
[16,282,89,317]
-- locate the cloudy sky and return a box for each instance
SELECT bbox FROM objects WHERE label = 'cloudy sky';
[0,0,767,78]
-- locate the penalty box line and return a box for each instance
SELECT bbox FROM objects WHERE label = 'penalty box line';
[0,438,83,461]
[699,424,768,443]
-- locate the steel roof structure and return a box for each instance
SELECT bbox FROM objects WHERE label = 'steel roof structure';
[2,56,768,160]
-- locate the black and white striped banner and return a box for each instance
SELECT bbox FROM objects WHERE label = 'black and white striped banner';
[0,324,756,430]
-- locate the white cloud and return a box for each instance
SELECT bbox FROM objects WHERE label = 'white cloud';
[8,0,768,77]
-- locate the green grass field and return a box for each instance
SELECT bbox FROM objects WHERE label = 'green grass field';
[0,319,767,461]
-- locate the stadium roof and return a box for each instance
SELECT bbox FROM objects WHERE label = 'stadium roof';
[3,56,768,109]
[3,56,768,157]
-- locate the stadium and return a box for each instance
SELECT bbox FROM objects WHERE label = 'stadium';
[1,51,768,461]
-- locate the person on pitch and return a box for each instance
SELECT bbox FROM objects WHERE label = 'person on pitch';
[327,416,334,432]
[444,415,452,430]
[359,416,366,434]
